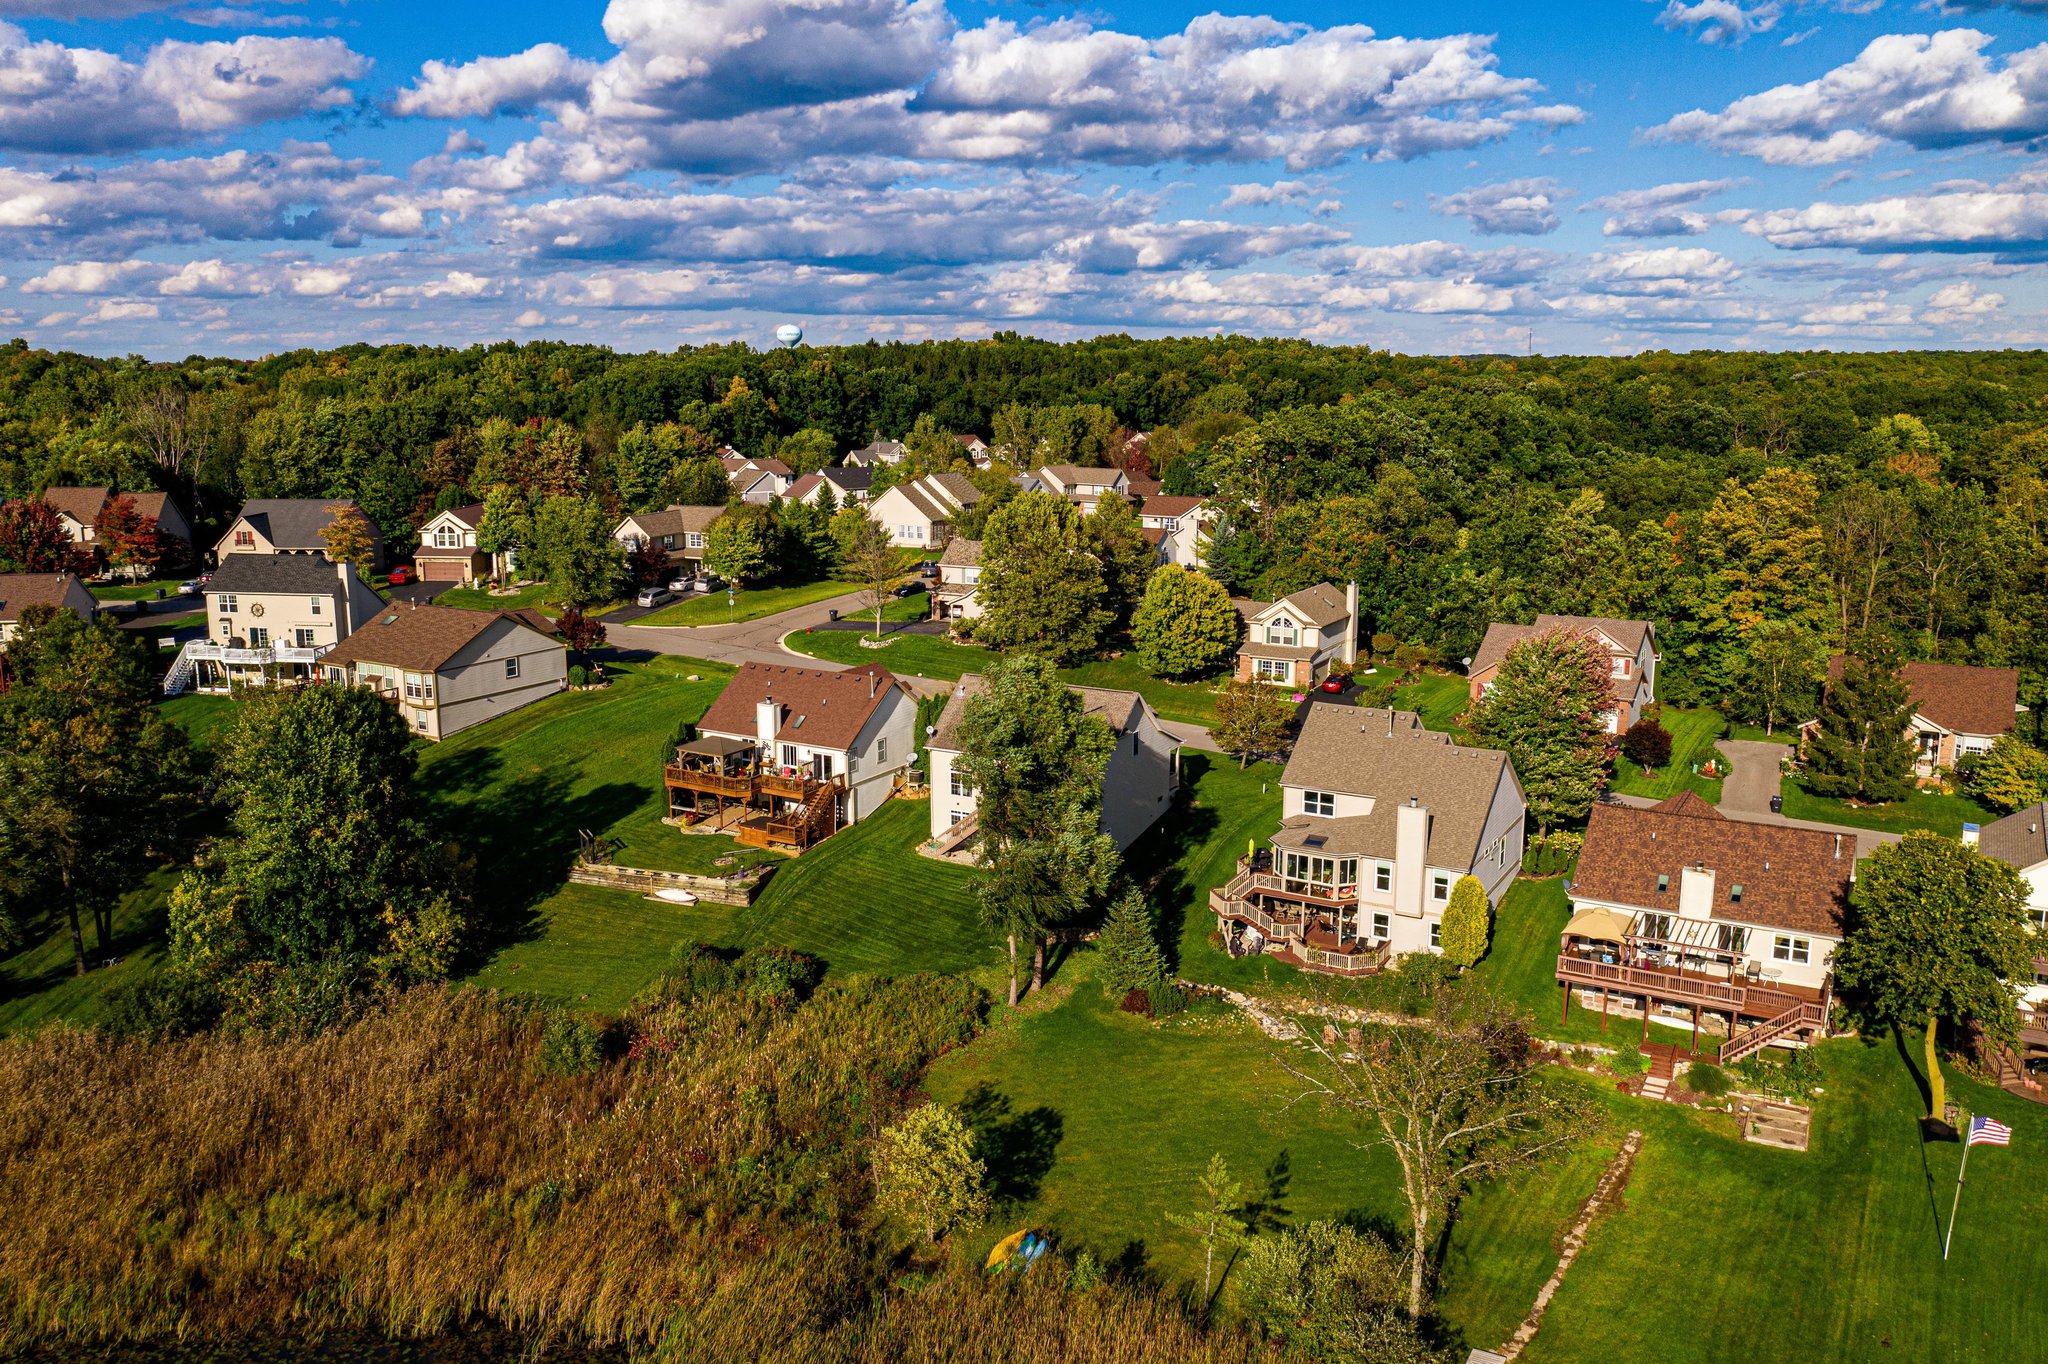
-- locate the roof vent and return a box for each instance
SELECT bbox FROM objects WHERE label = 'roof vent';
[1656,873,1669,892]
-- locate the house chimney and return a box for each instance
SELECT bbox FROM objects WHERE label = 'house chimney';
[1962,822,1980,847]
[756,696,780,749]
[1394,800,1429,919]
[1344,581,1360,667]
[1678,865,1715,921]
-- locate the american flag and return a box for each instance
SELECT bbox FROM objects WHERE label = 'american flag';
[1968,1116,2012,1148]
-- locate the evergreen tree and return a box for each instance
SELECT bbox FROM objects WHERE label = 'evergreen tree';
[1803,639,1916,803]
[976,491,1110,663]
[1467,630,1613,835]
[1096,889,1167,998]
[1131,565,1239,679]
[1083,492,1157,629]
[1437,875,1490,969]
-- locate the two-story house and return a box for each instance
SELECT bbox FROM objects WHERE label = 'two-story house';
[722,456,794,504]
[663,662,915,851]
[1232,582,1359,689]
[845,439,906,469]
[0,572,96,647]
[1022,464,1129,513]
[411,503,508,586]
[786,467,874,508]
[925,675,1179,852]
[1135,495,1211,568]
[320,602,567,739]
[867,473,983,549]
[1211,705,1525,974]
[931,537,983,622]
[214,498,384,571]
[1469,615,1657,734]
[38,486,195,570]
[164,554,386,694]
[1558,792,1849,1060]
[612,505,727,574]
[1968,810,2048,1086]
[1803,658,2018,777]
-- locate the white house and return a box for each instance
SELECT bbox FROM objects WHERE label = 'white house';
[0,572,96,646]
[412,503,507,586]
[1136,494,1211,568]
[1469,615,1657,734]
[1233,582,1358,689]
[1972,809,2048,1074]
[1022,464,1129,512]
[165,553,386,694]
[845,439,906,468]
[723,456,794,505]
[320,602,566,739]
[926,675,1179,852]
[867,473,982,549]
[1211,705,1525,973]
[786,467,874,508]
[1559,792,1849,1059]
[215,498,383,570]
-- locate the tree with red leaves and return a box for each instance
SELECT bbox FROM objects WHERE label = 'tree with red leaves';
[0,499,78,574]
[557,607,607,657]
[97,495,166,582]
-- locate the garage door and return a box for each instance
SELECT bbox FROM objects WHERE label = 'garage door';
[416,556,470,582]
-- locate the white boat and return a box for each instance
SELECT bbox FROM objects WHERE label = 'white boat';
[651,887,698,905]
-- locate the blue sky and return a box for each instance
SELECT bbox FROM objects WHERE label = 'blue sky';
[3,0,2048,355]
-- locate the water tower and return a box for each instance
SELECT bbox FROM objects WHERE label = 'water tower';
[775,323,803,349]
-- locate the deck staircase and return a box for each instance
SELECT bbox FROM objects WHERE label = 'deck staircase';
[1988,1044,2047,1105]
[1717,1000,1826,1067]
[1639,1043,1679,1101]
[161,640,202,696]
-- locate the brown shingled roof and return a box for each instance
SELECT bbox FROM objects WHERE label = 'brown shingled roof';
[1471,614,1652,677]
[40,486,109,527]
[697,661,902,752]
[1571,802,1851,937]
[319,603,555,673]
[0,572,88,623]
[1824,656,2018,738]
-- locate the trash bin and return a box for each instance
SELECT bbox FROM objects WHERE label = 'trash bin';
[1769,794,1783,814]
[827,609,839,622]
[155,586,166,601]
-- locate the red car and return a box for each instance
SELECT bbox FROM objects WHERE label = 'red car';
[387,566,413,586]
[1320,677,1346,693]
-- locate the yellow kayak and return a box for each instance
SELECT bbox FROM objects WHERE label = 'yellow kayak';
[985,1228,1031,1270]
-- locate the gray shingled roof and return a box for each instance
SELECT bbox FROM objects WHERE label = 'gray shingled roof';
[206,554,355,596]
[234,498,373,552]
[929,673,1157,752]
[1277,705,1515,868]
[1980,803,2048,872]
[940,537,981,568]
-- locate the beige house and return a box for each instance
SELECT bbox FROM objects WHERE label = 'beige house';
[867,473,982,549]
[1136,494,1210,568]
[38,486,194,569]
[215,498,384,570]
[786,467,873,507]
[1972,810,2048,1084]
[723,456,794,504]
[613,505,727,573]
[1559,793,1848,1060]
[320,603,567,739]
[412,503,506,585]
[0,572,97,646]
[1232,582,1358,689]
[1211,705,1525,974]
[164,553,385,694]
[1469,615,1657,734]
[845,439,906,469]
[926,675,1178,852]
[931,537,983,622]
[1804,657,2018,776]
[1022,464,1128,512]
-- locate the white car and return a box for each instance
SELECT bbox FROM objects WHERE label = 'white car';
[635,587,674,609]
[666,575,695,593]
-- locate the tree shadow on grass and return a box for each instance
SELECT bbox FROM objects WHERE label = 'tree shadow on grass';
[1119,750,1223,975]
[0,889,170,1008]
[955,1081,1064,1206]
[417,745,651,968]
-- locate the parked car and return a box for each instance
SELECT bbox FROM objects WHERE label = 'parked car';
[2027,1055,2048,1076]
[635,587,674,608]
[666,575,695,593]
[1320,676,1346,693]
[387,566,413,586]
[892,582,925,598]
[695,574,726,592]
[177,579,201,596]
[916,560,939,578]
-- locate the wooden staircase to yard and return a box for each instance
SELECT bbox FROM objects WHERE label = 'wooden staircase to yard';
[1639,1043,1680,1101]
[1718,1000,1827,1067]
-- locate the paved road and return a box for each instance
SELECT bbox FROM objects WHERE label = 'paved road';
[1611,738,1898,858]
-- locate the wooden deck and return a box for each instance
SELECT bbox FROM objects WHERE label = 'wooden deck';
[1210,886,1390,976]
[1555,953,1823,1023]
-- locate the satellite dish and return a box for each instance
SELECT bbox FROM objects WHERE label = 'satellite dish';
[775,323,803,349]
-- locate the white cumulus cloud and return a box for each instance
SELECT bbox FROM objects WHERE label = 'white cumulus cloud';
[1430,178,1569,235]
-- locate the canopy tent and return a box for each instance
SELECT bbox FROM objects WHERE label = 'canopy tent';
[1563,906,1633,944]
[676,735,755,759]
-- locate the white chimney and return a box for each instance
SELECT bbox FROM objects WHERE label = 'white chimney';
[1962,822,1980,848]
[756,697,781,750]
[1344,581,1360,667]
[1678,864,1715,921]
[1394,799,1429,919]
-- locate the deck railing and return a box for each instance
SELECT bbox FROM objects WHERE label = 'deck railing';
[663,766,754,798]
[1556,954,1747,1010]
[1302,941,1390,976]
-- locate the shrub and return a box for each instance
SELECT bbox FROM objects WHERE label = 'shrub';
[568,663,589,687]
[1523,830,1584,877]
[100,971,220,1041]
[1067,1250,1105,1293]
[1391,641,1437,673]
[1438,875,1490,969]
[1620,717,1674,769]
[1147,979,1187,1018]
[538,1009,604,1076]
[1369,631,1399,660]
[1119,986,1154,1016]
[1683,1062,1731,1097]
[1604,1046,1649,1077]
[1352,682,1398,709]
[1388,952,1457,1015]
[741,947,825,1003]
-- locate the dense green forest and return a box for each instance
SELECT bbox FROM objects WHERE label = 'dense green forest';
[6,335,2048,716]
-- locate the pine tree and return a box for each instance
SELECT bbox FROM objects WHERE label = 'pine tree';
[1097,890,1166,997]
[1437,875,1490,969]
[1803,639,1916,803]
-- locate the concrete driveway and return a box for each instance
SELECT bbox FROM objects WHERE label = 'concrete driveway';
[1610,738,1898,858]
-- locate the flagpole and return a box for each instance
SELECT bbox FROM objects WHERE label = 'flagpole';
[1943,1114,1973,1262]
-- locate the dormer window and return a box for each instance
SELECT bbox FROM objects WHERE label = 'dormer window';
[1266,615,1298,647]
[1303,790,1335,817]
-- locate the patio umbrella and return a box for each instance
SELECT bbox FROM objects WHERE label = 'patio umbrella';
[1562,907,1632,944]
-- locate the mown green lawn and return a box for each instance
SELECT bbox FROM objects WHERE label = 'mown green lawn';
[1610,705,1729,804]
[1778,778,1993,837]
[90,579,188,603]
[0,869,179,1032]
[635,577,867,627]
[1059,655,1222,728]
[161,693,240,749]
[1394,670,1471,733]
[1724,721,1798,746]
[433,581,557,612]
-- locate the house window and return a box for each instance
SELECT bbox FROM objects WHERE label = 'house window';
[950,772,973,797]
[1283,852,1338,892]
[2029,905,2048,931]
[687,533,704,548]
[248,627,269,648]
[309,597,322,616]
[949,810,968,826]
[1616,657,1632,677]
[294,628,316,648]
[505,656,521,680]
[1266,615,1298,647]
[1716,924,1748,953]
[1303,790,1335,817]
[1337,858,1358,890]
[1255,658,1290,682]
[876,737,888,764]
[661,535,675,549]
[233,529,253,547]
[1429,922,1442,950]
[1773,935,1811,965]
[781,744,799,768]
[1431,873,1451,902]
[1370,911,1389,940]
[217,594,237,613]
[434,527,460,549]
[815,754,835,777]
[1374,861,1392,893]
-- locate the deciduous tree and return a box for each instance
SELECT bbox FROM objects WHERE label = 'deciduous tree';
[1728,618,1829,736]
[526,495,626,608]
[318,503,377,569]
[873,1102,990,1244]
[1213,676,1292,769]
[1833,832,2034,1120]
[1466,630,1613,834]
[841,513,898,638]
[97,494,165,581]
[703,503,777,587]
[0,499,77,574]
[1966,734,2048,814]
[976,491,1109,663]
[1165,1153,1247,1322]
[1131,564,1238,679]
[1083,491,1156,628]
